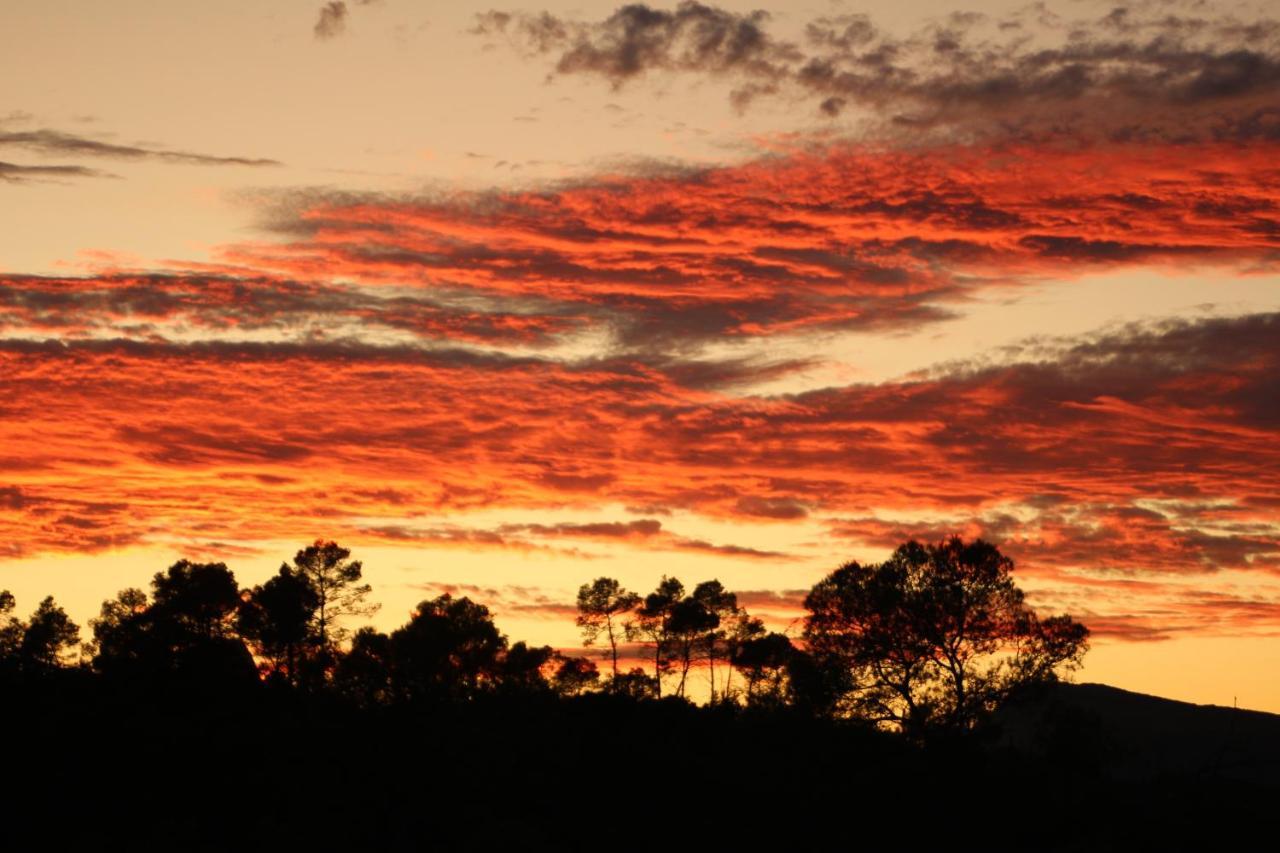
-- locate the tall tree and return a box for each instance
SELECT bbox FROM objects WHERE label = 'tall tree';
[666,597,717,699]
[803,537,1089,736]
[287,540,378,658]
[722,613,767,702]
[691,580,738,702]
[575,577,640,682]
[628,576,683,697]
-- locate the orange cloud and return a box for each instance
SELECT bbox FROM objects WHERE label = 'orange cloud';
[194,139,1277,354]
[2,310,1277,565]
[3,134,1279,643]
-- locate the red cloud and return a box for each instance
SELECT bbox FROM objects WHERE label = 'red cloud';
[2,310,1276,569]
[3,135,1279,644]
[198,140,1279,349]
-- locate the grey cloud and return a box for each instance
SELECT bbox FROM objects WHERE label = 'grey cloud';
[0,129,280,167]
[475,1,1280,140]
[314,2,349,39]
[314,0,380,40]
[0,273,583,348]
[0,160,115,183]
[502,517,792,559]
[476,2,788,85]
[733,495,809,520]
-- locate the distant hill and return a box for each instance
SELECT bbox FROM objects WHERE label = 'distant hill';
[999,681,1280,783]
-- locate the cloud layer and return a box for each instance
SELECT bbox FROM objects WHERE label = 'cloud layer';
[475,1,1280,140]
[5,133,1278,641]
[2,311,1277,578]
[199,137,1279,356]
[4,3,1280,647]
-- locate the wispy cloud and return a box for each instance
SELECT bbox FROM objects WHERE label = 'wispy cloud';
[0,129,280,167]
[0,160,115,184]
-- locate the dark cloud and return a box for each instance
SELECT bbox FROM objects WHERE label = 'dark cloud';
[474,3,787,84]
[829,500,1280,577]
[314,0,380,40]
[357,517,789,560]
[505,519,665,539]
[116,424,315,467]
[733,495,809,520]
[0,160,114,183]
[671,537,790,559]
[476,1,1280,140]
[412,582,579,620]
[0,129,280,167]
[0,273,584,348]
[314,2,348,39]
[502,517,793,560]
[732,588,807,611]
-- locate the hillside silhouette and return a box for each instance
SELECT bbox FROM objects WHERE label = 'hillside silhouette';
[2,537,1277,849]
[1003,682,1280,782]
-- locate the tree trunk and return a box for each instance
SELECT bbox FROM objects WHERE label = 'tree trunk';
[653,639,662,698]
[707,636,716,703]
[607,616,619,680]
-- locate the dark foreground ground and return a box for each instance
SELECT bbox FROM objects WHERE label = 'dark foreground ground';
[4,676,1278,851]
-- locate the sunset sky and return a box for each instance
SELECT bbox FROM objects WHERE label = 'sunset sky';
[3,0,1279,709]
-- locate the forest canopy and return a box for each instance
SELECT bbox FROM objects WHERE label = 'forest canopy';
[0,536,1086,735]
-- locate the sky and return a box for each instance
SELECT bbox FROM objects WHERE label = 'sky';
[2,0,1279,709]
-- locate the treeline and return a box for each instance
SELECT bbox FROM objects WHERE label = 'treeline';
[1,536,1087,737]
[7,538,1279,850]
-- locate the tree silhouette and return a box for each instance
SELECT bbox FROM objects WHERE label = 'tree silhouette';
[575,577,640,682]
[666,596,718,698]
[608,667,659,700]
[722,613,766,701]
[334,626,393,706]
[732,632,795,708]
[88,587,152,675]
[90,565,256,686]
[691,580,738,702]
[287,540,378,659]
[804,537,1089,736]
[151,560,241,640]
[499,641,557,694]
[0,590,19,665]
[629,576,684,697]
[389,594,507,702]
[551,655,599,696]
[784,647,853,718]
[238,566,321,686]
[16,596,80,671]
